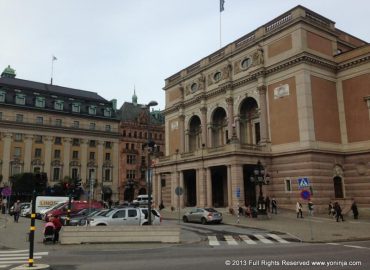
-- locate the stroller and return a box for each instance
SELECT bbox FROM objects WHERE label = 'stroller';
[43,222,55,244]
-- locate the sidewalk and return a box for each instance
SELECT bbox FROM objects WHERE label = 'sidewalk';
[160,207,370,243]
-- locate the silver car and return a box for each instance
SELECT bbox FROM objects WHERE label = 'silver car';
[183,208,222,225]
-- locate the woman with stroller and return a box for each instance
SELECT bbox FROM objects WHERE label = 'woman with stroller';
[43,219,55,244]
[51,215,63,243]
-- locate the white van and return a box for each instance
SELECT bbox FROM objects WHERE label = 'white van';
[132,195,152,206]
[35,196,68,214]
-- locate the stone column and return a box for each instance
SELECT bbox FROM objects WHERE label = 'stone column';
[226,97,234,140]
[97,140,104,185]
[156,173,162,207]
[230,164,244,207]
[179,115,185,153]
[112,141,119,201]
[80,139,88,185]
[200,107,208,147]
[184,129,189,153]
[257,85,269,144]
[235,116,240,141]
[206,167,212,207]
[179,170,184,208]
[227,165,232,207]
[24,135,33,172]
[171,169,177,208]
[44,136,53,179]
[2,133,12,183]
[62,138,72,178]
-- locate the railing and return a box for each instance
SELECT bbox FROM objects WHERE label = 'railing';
[305,12,331,27]
[240,143,263,151]
[235,33,255,48]
[208,49,224,62]
[265,13,292,33]
[186,61,201,74]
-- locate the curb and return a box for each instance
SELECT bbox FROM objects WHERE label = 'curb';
[11,264,50,270]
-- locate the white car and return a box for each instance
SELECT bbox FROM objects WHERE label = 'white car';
[132,195,152,206]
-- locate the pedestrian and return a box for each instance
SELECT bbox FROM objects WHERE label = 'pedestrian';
[238,205,243,216]
[265,196,271,213]
[328,201,335,217]
[351,199,359,220]
[308,201,314,216]
[159,200,165,211]
[334,202,344,222]
[271,198,277,214]
[13,200,21,222]
[296,201,303,218]
[1,197,7,214]
[51,215,63,243]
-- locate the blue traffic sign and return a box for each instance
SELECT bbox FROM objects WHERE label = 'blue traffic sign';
[300,189,311,200]
[236,187,241,198]
[297,177,310,189]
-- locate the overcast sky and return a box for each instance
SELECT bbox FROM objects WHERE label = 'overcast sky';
[1,0,369,110]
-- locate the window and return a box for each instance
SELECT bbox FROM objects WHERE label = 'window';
[71,168,79,180]
[35,148,42,158]
[73,121,79,128]
[88,105,96,115]
[191,83,198,92]
[113,210,125,219]
[55,119,62,127]
[0,90,5,102]
[104,108,112,117]
[105,125,111,132]
[89,152,95,160]
[104,169,111,181]
[161,178,166,187]
[35,96,45,108]
[35,135,43,143]
[213,71,222,82]
[126,170,136,179]
[72,103,80,113]
[141,156,146,165]
[16,114,23,122]
[131,144,135,150]
[36,116,43,124]
[53,167,60,181]
[105,153,111,161]
[14,147,21,157]
[55,137,62,144]
[14,133,23,141]
[89,140,96,147]
[241,57,252,69]
[72,138,80,146]
[128,132,131,138]
[125,143,129,149]
[11,165,22,176]
[0,111,2,120]
[54,100,64,110]
[127,155,136,164]
[134,132,137,138]
[159,134,162,140]
[72,151,79,159]
[122,130,126,137]
[128,209,137,218]
[139,132,142,138]
[54,149,61,159]
[15,93,26,105]
[33,167,41,173]
[105,142,111,148]
[285,179,292,192]
[88,169,95,180]
[89,122,96,130]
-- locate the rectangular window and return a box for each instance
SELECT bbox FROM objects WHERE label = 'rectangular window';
[36,116,43,124]
[88,105,97,115]
[12,165,21,176]
[126,170,136,179]
[72,138,80,146]
[89,122,96,130]
[16,114,23,122]
[105,142,111,148]
[55,119,62,127]
[54,149,61,159]
[103,108,112,117]
[125,143,129,149]
[88,169,95,180]
[72,151,79,159]
[35,96,45,108]
[89,152,95,160]
[35,148,42,158]
[53,167,60,181]
[0,90,6,102]
[72,103,80,113]
[54,100,64,110]
[105,125,111,132]
[14,147,21,157]
[35,135,43,143]
[285,179,292,192]
[127,155,136,164]
[73,121,79,128]
[14,133,23,141]
[105,153,111,161]
[89,140,96,147]
[15,93,26,105]
[161,178,166,187]
[0,111,2,120]
[104,169,111,181]
[54,137,62,144]
[71,168,79,180]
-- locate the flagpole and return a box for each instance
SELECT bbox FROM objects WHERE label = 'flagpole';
[220,9,222,48]
[50,57,54,85]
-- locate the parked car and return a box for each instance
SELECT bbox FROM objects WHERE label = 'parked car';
[89,207,161,226]
[182,208,222,224]
[10,202,31,216]
[39,201,67,220]
[45,201,103,221]
[132,195,152,206]
[79,209,112,226]
[59,208,99,225]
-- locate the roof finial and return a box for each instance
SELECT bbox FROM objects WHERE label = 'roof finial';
[132,85,138,106]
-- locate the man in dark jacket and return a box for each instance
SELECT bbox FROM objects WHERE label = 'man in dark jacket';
[334,202,344,222]
[351,200,359,219]
[51,216,63,243]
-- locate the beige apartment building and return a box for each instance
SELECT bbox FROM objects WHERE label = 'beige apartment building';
[0,66,120,202]
[154,6,370,212]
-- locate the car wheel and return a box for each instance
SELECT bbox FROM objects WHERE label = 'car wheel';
[97,224,106,226]
[183,216,188,223]
[142,222,148,225]
[201,218,207,225]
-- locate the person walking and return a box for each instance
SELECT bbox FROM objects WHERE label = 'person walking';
[271,198,277,214]
[51,215,63,243]
[13,200,21,222]
[334,202,344,222]
[328,201,335,218]
[265,196,271,213]
[296,201,303,218]
[308,201,314,216]
[351,199,359,220]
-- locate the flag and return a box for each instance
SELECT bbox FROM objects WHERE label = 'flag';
[52,55,57,61]
[220,0,225,12]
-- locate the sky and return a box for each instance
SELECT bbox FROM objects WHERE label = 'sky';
[1,0,369,110]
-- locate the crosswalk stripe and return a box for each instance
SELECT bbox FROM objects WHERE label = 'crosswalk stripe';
[208,236,220,246]
[0,256,43,261]
[254,234,274,244]
[267,234,290,243]
[0,252,48,257]
[0,265,11,268]
[224,235,238,245]
[0,250,28,254]
[239,235,257,244]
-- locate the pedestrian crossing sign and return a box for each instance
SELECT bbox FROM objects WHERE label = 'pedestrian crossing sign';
[297,177,310,189]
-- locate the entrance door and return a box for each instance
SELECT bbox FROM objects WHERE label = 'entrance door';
[333,177,344,198]
[243,165,257,207]
[184,170,197,207]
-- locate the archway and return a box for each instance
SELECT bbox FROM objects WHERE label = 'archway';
[211,166,228,207]
[183,170,197,207]
[211,107,227,147]
[188,116,201,152]
[333,177,344,198]
[239,97,260,144]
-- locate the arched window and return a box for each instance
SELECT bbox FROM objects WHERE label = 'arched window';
[211,108,227,147]
[188,116,202,152]
[239,97,259,144]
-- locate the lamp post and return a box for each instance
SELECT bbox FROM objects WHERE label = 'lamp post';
[250,160,270,215]
[145,100,158,225]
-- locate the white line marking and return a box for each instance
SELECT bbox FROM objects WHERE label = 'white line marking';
[0,252,48,257]
[208,236,220,246]
[224,235,238,245]
[0,250,28,254]
[267,234,290,243]
[343,245,368,249]
[0,256,42,261]
[240,235,257,245]
[254,234,274,244]
[326,243,340,245]
[0,265,11,268]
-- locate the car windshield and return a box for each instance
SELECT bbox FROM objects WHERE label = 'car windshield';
[204,208,217,212]
[100,209,114,217]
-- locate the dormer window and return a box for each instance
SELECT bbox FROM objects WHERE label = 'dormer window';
[54,100,64,110]
[0,90,6,102]
[15,93,26,105]
[35,96,45,108]
[104,108,112,117]
[88,105,97,115]
[72,103,81,113]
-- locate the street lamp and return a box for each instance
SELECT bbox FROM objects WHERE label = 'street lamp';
[145,100,158,225]
[250,160,270,215]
